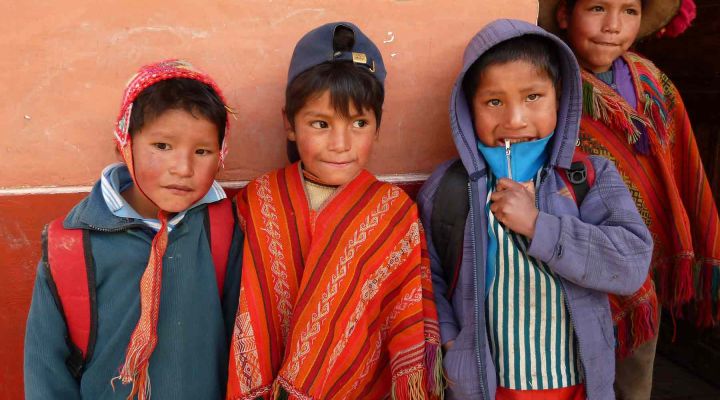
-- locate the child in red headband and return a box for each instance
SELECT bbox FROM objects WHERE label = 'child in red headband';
[25,60,242,400]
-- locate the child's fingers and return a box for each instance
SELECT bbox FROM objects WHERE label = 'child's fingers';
[489,203,504,222]
[496,178,525,191]
[489,191,506,202]
[521,181,535,195]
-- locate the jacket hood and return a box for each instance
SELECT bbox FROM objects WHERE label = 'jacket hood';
[450,19,582,179]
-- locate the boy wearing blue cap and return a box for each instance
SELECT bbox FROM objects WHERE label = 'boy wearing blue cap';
[225,22,442,399]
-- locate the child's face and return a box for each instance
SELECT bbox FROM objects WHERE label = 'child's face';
[127,109,220,218]
[558,0,642,73]
[287,90,377,186]
[471,60,557,147]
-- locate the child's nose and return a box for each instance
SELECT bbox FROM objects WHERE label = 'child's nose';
[504,105,528,130]
[170,152,194,177]
[328,126,351,152]
[602,12,622,33]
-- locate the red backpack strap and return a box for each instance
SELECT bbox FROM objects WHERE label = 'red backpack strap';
[207,198,234,298]
[44,218,97,378]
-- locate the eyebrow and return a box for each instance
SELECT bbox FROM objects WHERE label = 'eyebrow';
[476,85,550,96]
[144,130,219,146]
[300,110,370,119]
[591,0,640,7]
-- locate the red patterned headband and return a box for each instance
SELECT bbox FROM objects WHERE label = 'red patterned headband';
[114,59,232,179]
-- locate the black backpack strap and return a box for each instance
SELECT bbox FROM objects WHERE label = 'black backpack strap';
[556,150,595,206]
[430,159,470,299]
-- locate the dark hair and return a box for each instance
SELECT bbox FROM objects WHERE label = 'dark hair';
[285,26,384,162]
[462,35,561,109]
[128,78,227,144]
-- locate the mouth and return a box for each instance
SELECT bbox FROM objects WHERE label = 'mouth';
[164,184,193,194]
[591,40,620,47]
[497,137,534,146]
[323,160,355,167]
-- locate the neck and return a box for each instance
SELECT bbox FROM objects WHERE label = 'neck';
[121,185,161,219]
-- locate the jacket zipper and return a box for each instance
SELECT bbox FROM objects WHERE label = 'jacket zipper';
[559,279,588,398]
[469,180,490,399]
[505,140,513,180]
[535,168,547,207]
[85,224,132,233]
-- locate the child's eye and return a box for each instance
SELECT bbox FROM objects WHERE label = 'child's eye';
[487,99,502,107]
[195,148,213,155]
[352,119,369,128]
[527,94,541,101]
[590,5,604,12]
[310,121,329,129]
[625,8,639,15]
[153,143,170,150]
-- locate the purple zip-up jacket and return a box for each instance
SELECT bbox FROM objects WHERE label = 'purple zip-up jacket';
[417,19,653,400]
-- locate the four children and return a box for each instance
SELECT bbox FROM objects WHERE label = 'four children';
[22,9,715,400]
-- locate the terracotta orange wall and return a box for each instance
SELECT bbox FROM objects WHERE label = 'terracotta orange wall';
[0,1,537,398]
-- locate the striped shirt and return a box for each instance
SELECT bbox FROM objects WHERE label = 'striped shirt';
[485,174,582,390]
[100,163,226,231]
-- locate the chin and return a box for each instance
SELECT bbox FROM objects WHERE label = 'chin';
[158,201,197,214]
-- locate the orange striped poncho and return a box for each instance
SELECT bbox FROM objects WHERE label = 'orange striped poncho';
[578,52,720,357]
[226,163,443,400]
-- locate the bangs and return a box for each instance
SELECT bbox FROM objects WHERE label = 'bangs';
[285,62,384,127]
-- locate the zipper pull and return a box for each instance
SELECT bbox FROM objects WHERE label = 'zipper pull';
[504,139,512,180]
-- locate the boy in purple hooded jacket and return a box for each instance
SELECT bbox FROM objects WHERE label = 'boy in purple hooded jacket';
[417,19,652,399]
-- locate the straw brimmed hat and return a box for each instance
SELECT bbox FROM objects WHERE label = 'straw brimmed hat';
[538,0,681,39]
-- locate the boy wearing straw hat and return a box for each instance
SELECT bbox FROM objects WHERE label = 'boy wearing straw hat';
[539,1,720,398]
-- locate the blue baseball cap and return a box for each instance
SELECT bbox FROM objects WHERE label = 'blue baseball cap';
[287,21,386,87]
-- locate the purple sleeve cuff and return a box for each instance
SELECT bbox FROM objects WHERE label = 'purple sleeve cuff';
[528,211,561,262]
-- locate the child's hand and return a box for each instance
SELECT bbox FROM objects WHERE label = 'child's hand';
[489,178,539,238]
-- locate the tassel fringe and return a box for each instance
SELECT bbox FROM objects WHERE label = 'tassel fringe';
[391,342,445,400]
[424,342,445,400]
[392,368,425,400]
[615,298,659,359]
[655,258,720,328]
[582,81,648,147]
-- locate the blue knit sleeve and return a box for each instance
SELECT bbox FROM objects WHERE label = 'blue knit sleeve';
[24,261,82,400]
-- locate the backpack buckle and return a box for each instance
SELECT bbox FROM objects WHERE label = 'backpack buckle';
[567,169,587,185]
[567,162,587,185]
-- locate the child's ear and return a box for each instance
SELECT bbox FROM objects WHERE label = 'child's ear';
[282,108,296,141]
[556,1,570,30]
